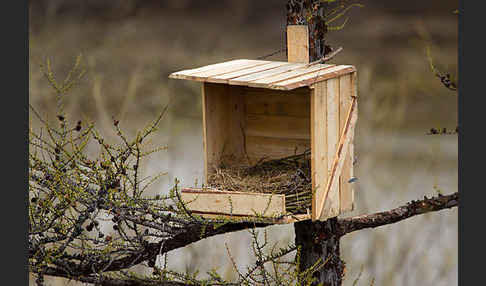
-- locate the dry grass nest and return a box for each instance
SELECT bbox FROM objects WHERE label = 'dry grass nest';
[207,151,313,214]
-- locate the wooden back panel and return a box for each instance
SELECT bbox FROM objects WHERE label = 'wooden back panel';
[243,87,311,164]
[203,84,311,172]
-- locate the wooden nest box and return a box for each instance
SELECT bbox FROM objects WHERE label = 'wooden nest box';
[169,26,357,223]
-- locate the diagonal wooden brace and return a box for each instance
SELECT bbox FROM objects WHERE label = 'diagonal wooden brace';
[316,96,358,220]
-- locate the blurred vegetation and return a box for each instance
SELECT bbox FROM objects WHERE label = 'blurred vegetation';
[29,0,458,132]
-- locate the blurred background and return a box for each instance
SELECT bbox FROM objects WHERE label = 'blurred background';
[29,0,458,285]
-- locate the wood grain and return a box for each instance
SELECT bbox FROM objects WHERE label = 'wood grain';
[339,74,354,213]
[202,83,246,180]
[287,25,309,63]
[319,77,340,220]
[229,63,302,86]
[209,62,288,83]
[311,81,327,221]
[250,64,333,86]
[271,66,356,90]
[170,59,247,78]
[190,60,268,79]
[317,96,358,220]
[181,188,286,217]
[246,114,310,140]
[169,58,355,91]
[244,88,310,118]
[245,135,310,164]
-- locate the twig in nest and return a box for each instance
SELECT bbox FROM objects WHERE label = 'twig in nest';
[306,46,343,67]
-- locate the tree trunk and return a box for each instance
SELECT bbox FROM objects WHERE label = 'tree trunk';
[287,1,344,285]
[286,0,330,61]
[294,218,345,286]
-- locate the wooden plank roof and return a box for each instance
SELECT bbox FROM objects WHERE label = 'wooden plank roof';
[169,59,356,91]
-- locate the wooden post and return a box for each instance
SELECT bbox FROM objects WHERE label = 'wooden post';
[288,1,346,285]
[287,25,309,63]
[287,0,328,61]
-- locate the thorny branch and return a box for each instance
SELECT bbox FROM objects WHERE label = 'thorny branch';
[424,46,458,136]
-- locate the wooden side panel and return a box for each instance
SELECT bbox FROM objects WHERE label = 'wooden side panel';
[227,86,247,161]
[202,83,246,181]
[202,83,225,181]
[339,74,354,213]
[181,189,286,217]
[287,25,309,63]
[311,81,327,220]
[317,96,357,220]
[350,72,358,209]
[348,142,354,208]
[320,77,341,220]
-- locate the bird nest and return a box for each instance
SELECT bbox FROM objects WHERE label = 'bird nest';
[207,151,313,214]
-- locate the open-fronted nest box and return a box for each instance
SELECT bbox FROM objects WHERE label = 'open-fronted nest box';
[169,25,357,223]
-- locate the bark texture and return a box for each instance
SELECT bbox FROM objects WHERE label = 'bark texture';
[294,218,345,286]
[337,192,458,236]
[286,0,331,61]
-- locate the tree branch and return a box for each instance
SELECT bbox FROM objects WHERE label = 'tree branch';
[96,221,273,274]
[337,192,458,236]
[163,193,459,253]
[37,192,458,285]
[33,192,459,279]
[142,192,459,267]
[42,266,187,286]
[306,46,343,67]
[161,221,272,253]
